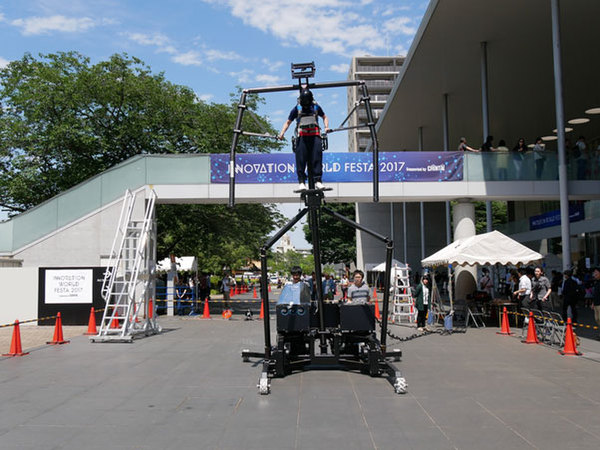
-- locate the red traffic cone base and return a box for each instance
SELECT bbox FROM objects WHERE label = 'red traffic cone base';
[374,300,381,320]
[559,318,582,356]
[202,299,211,319]
[3,320,29,356]
[259,299,264,320]
[521,311,539,344]
[497,307,514,335]
[47,312,70,345]
[84,307,97,335]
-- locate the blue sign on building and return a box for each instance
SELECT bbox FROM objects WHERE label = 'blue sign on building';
[210,152,464,184]
[529,204,585,231]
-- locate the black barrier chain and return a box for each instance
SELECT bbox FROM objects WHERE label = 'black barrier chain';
[505,310,599,331]
[375,317,466,342]
[0,307,106,329]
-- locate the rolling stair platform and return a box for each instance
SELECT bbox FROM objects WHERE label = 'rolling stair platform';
[390,265,416,324]
[91,189,161,343]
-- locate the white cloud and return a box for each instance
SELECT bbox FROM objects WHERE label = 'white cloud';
[255,74,280,84]
[329,63,349,74]
[203,0,388,56]
[383,16,416,35]
[0,13,5,22]
[172,50,203,66]
[204,49,241,61]
[11,15,95,35]
[197,93,214,102]
[0,57,10,68]
[229,69,254,83]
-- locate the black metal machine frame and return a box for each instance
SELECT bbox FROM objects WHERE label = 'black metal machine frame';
[230,63,406,395]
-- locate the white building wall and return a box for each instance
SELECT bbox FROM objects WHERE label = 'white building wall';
[0,267,39,326]
[13,191,146,268]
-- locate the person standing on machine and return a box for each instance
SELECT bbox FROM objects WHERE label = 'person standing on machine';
[278,87,331,191]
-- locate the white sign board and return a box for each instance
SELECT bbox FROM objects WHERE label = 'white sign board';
[45,269,93,304]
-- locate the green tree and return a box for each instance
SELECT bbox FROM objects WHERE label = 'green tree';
[474,201,508,233]
[0,51,284,269]
[0,51,281,212]
[303,202,356,265]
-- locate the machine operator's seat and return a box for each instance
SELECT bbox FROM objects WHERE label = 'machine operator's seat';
[276,281,311,333]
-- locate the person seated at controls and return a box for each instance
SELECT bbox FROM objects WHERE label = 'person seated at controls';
[278,87,332,192]
[277,266,311,305]
[346,270,370,305]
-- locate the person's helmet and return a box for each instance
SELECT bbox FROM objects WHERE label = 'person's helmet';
[299,88,313,109]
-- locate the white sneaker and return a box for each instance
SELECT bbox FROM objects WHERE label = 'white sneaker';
[296,182,307,191]
[315,181,325,190]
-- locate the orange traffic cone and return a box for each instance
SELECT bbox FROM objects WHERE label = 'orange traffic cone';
[47,312,69,345]
[110,309,120,329]
[148,298,154,319]
[372,286,378,299]
[84,307,97,335]
[253,287,257,299]
[202,298,211,319]
[374,299,381,320]
[222,309,233,320]
[259,299,264,320]
[268,284,271,292]
[3,320,29,356]
[559,318,582,356]
[496,307,513,335]
[521,311,539,344]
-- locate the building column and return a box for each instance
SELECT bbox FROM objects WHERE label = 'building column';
[550,0,571,271]
[480,42,493,233]
[442,93,452,245]
[453,200,477,300]
[418,127,425,261]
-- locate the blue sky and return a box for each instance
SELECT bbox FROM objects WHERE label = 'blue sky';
[0,0,428,245]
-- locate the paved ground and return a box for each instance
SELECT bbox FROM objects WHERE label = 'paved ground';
[2,304,600,450]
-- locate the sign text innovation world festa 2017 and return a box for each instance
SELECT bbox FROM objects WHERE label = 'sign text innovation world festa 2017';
[210,152,463,184]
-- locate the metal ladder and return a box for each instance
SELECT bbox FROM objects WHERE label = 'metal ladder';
[390,265,416,323]
[91,189,160,342]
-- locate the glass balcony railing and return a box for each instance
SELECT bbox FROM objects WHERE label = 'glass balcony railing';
[463,151,600,182]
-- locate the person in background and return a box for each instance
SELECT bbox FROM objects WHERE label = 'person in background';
[513,267,532,308]
[590,267,600,340]
[414,274,430,332]
[340,274,349,301]
[512,138,527,179]
[531,266,552,311]
[323,273,336,300]
[561,269,579,323]
[458,137,479,152]
[496,139,509,180]
[532,137,546,179]
[347,270,370,304]
[479,268,494,298]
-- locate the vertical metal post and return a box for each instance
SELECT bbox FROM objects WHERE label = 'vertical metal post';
[551,0,571,271]
[229,91,247,208]
[260,249,271,358]
[480,42,493,233]
[380,241,394,351]
[390,203,394,258]
[361,83,379,202]
[443,93,451,245]
[402,203,407,263]
[418,127,425,260]
[308,198,326,351]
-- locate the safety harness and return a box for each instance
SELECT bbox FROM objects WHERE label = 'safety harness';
[296,104,320,137]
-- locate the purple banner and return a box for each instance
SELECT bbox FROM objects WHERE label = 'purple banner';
[210,152,463,183]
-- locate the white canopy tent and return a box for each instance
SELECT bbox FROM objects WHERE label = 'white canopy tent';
[371,259,407,272]
[421,230,543,318]
[421,230,542,268]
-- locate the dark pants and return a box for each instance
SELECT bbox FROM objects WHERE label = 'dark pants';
[417,307,428,328]
[295,135,322,184]
[562,296,578,323]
